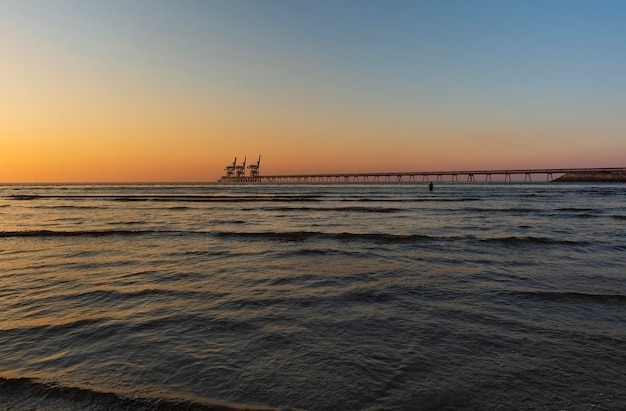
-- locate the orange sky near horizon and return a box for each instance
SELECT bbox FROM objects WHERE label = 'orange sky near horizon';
[2,1,625,183]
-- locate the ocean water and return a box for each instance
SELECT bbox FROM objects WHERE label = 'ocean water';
[0,182,625,410]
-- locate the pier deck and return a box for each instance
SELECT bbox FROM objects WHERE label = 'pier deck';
[218,167,626,183]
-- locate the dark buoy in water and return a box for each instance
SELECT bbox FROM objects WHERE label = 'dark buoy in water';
[429,182,434,191]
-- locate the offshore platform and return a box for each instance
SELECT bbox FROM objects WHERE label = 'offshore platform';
[218,155,262,182]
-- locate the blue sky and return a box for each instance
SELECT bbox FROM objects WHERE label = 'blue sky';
[2,0,625,181]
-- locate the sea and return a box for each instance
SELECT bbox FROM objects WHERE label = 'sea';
[0,182,624,410]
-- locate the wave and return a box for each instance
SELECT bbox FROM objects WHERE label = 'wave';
[612,215,626,221]
[518,290,626,304]
[572,213,597,219]
[68,287,208,305]
[0,376,269,410]
[104,221,145,226]
[341,197,481,202]
[480,236,584,246]
[30,205,106,210]
[7,195,41,200]
[5,194,482,204]
[461,207,597,218]
[0,229,160,238]
[214,230,436,243]
[461,207,599,217]
[497,207,542,214]
[1,317,104,334]
[556,207,595,213]
[0,229,590,247]
[7,194,322,203]
[111,195,322,203]
[460,207,542,214]
[280,247,369,258]
[263,206,402,213]
[178,250,232,257]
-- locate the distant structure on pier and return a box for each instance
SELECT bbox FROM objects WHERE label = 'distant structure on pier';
[217,158,626,184]
[218,155,261,182]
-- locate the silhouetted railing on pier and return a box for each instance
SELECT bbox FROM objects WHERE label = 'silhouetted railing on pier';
[217,167,626,183]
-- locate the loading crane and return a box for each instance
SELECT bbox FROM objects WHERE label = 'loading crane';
[247,155,261,179]
[223,157,237,178]
[234,156,247,178]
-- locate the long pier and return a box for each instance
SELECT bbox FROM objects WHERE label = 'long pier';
[218,167,626,183]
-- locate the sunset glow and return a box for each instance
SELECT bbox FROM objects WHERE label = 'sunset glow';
[2,1,625,182]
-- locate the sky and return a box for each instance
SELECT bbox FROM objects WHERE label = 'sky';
[1,0,625,182]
